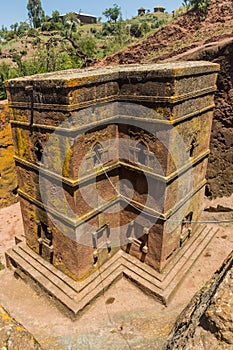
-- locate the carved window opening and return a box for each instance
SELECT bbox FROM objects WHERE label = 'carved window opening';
[93,143,103,167]
[37,221,54,264]
[35,140,43,162]
[189,138,196,158]
[136,142,148,166]
[180,212,193,247]
[11,186,18,196]
[92,224,111,266]
[129,140,155,168]
[126,221,149,261]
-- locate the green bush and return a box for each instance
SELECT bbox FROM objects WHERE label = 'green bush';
[41,21,52,31]
[78,36,97,58]
[20,49,27,56]
[184,0,210,13]
[32,37,41,46]
[101,22,116,36]
[28,28,38,37]
[130,22,142,38]
[140,22,151,36]
[4,30,16,41]
[90,27,97,34]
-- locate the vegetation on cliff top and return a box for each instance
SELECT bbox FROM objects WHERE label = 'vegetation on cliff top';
[0,0,212,99]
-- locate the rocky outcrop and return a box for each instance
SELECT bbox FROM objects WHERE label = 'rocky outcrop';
[164,252,233,349]
[0,305,41,349]
[185,327,232,349]
[0,100,18,208]
[201,265,233,344]
[184,264,233,350]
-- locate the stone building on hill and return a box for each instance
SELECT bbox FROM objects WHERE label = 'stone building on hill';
[154,5,166,13]
[50,12,97,25]
[6,61,219,317]
[138,7,146,16]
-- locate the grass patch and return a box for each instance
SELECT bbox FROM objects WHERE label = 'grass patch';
[0,259,5,270]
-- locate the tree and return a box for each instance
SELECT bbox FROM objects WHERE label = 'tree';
[10,23,18,32]
[130,23,142,38]
[0,62,10,99]
[102,4,121,23]
[184,0,210,13]
[27,0,44,28]
[51,10,60,23]
[17,22,30,36]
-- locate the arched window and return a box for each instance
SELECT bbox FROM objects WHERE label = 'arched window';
[93,143,102,166]
[37,221,53,264]
[137,142,148,166]
[35,140,43,162]
[180,212,193,247]
[189,138,196,158]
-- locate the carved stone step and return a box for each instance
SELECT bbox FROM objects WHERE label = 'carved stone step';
[5,225,218,317]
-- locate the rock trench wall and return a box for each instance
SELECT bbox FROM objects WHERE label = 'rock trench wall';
[164,252,233,349]
[0,100,18,208]
[208,41,233,198]
[176,39,233,198]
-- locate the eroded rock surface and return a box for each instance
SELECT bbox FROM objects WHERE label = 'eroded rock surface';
[185,327,232,350]
[201,266,233,344]
[0,305,41,350]
[164,252,233,350]
[185,264,233,349]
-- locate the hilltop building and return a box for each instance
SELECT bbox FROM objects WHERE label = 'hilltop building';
[138,7,146,16]
[49,12,97,25]
[154,5,166,13]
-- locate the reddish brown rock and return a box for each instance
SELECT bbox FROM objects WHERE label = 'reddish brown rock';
[203,268,233,344]
[0,100,18,208]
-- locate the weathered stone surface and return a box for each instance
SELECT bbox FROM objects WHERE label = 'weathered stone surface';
[202,266,233,344]
[173,39,233,199]
[185,327,233,350]
[164,252,233,350]
[0,305,41,349]
[185,268,233,350]
[0,100,18,208]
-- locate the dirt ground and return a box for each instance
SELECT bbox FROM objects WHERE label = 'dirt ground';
[0,195,232,349]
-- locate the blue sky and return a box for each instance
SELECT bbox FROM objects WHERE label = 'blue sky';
[0,1,183,28]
